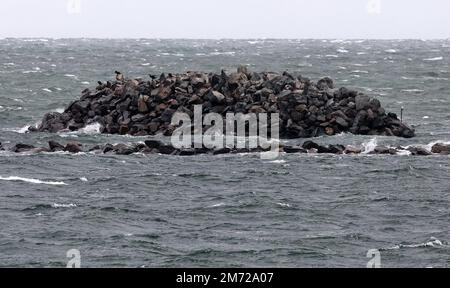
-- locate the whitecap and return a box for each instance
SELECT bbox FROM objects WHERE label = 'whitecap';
[381,237,445,251]
[362,138,377,154]
[77,122,102,134]
[385,49,397,53]
[423,57,443,61]
[325,54,339,58]
[209,203,226,208]
[277,202,291,208]
[269,160,286,164]
[52,108,64,113]
[42,88,52,93]
[81,81,90,85]
[337,48,349,53]
[402,89,424,93]
[209,51,235,56]
[0,176,67,186]
[64,74,77,78]
[423,116,429,119]
[140,63,151,66]
[2,125,31,134]
[80,177,88,182]
[52,203,77,208]
[397,150,412,156]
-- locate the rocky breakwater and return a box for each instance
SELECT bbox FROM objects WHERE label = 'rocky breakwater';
[3,140,450,157]
[31,67,415,139]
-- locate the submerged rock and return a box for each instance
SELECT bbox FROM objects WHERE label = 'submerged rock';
[407,146,432,156]
[49,140,65,152]
[283,146,307,153]
[64,141,83,153]
[12,143,36,153]
[344,146,362,154]
[32,68,415,139]
[431,143,450,155]
[3,139,447,157]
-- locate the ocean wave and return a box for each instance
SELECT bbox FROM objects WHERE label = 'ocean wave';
[52,203,77,208]
[268,159,286,164]
[209,51,235,56]
[402,89,424,93]
[208,203,226,208]
[60,122,101,135]
[362,138,378,154]
[423,57,443,61]
[1,125,31,134]
[79,122,102,134]
[276,202,291,208]
[380,237,446,251]
[0,176,68,186]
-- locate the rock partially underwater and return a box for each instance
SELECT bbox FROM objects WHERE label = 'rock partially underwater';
[3,141,449,157]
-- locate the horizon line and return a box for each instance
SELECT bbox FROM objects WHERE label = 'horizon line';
[1,37,450,41]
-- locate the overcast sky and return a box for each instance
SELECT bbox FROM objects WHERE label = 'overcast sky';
[0,0,449,39]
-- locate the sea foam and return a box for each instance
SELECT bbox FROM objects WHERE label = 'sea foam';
[0,176,68,186]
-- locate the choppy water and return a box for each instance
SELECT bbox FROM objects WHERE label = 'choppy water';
[0,39,449,267]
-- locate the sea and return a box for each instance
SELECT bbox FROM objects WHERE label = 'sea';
[0,39,449,267]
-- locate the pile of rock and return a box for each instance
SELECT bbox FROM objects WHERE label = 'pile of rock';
[4,141,450,157]
[31,67,415,139]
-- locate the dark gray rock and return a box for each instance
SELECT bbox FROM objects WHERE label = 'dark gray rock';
[302,141,320,150]
[208,90,225,104]
[12,143,35,153]
[283,146,307,153]
[64,141,83,153]
[431,143,450,155]
[355,94,370,111]
[113,144,136,155]
[145,140,164,149]
[407,146,432,156]
[48,140,65,152]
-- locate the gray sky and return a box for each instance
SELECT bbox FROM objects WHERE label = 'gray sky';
[0,0,449,39]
